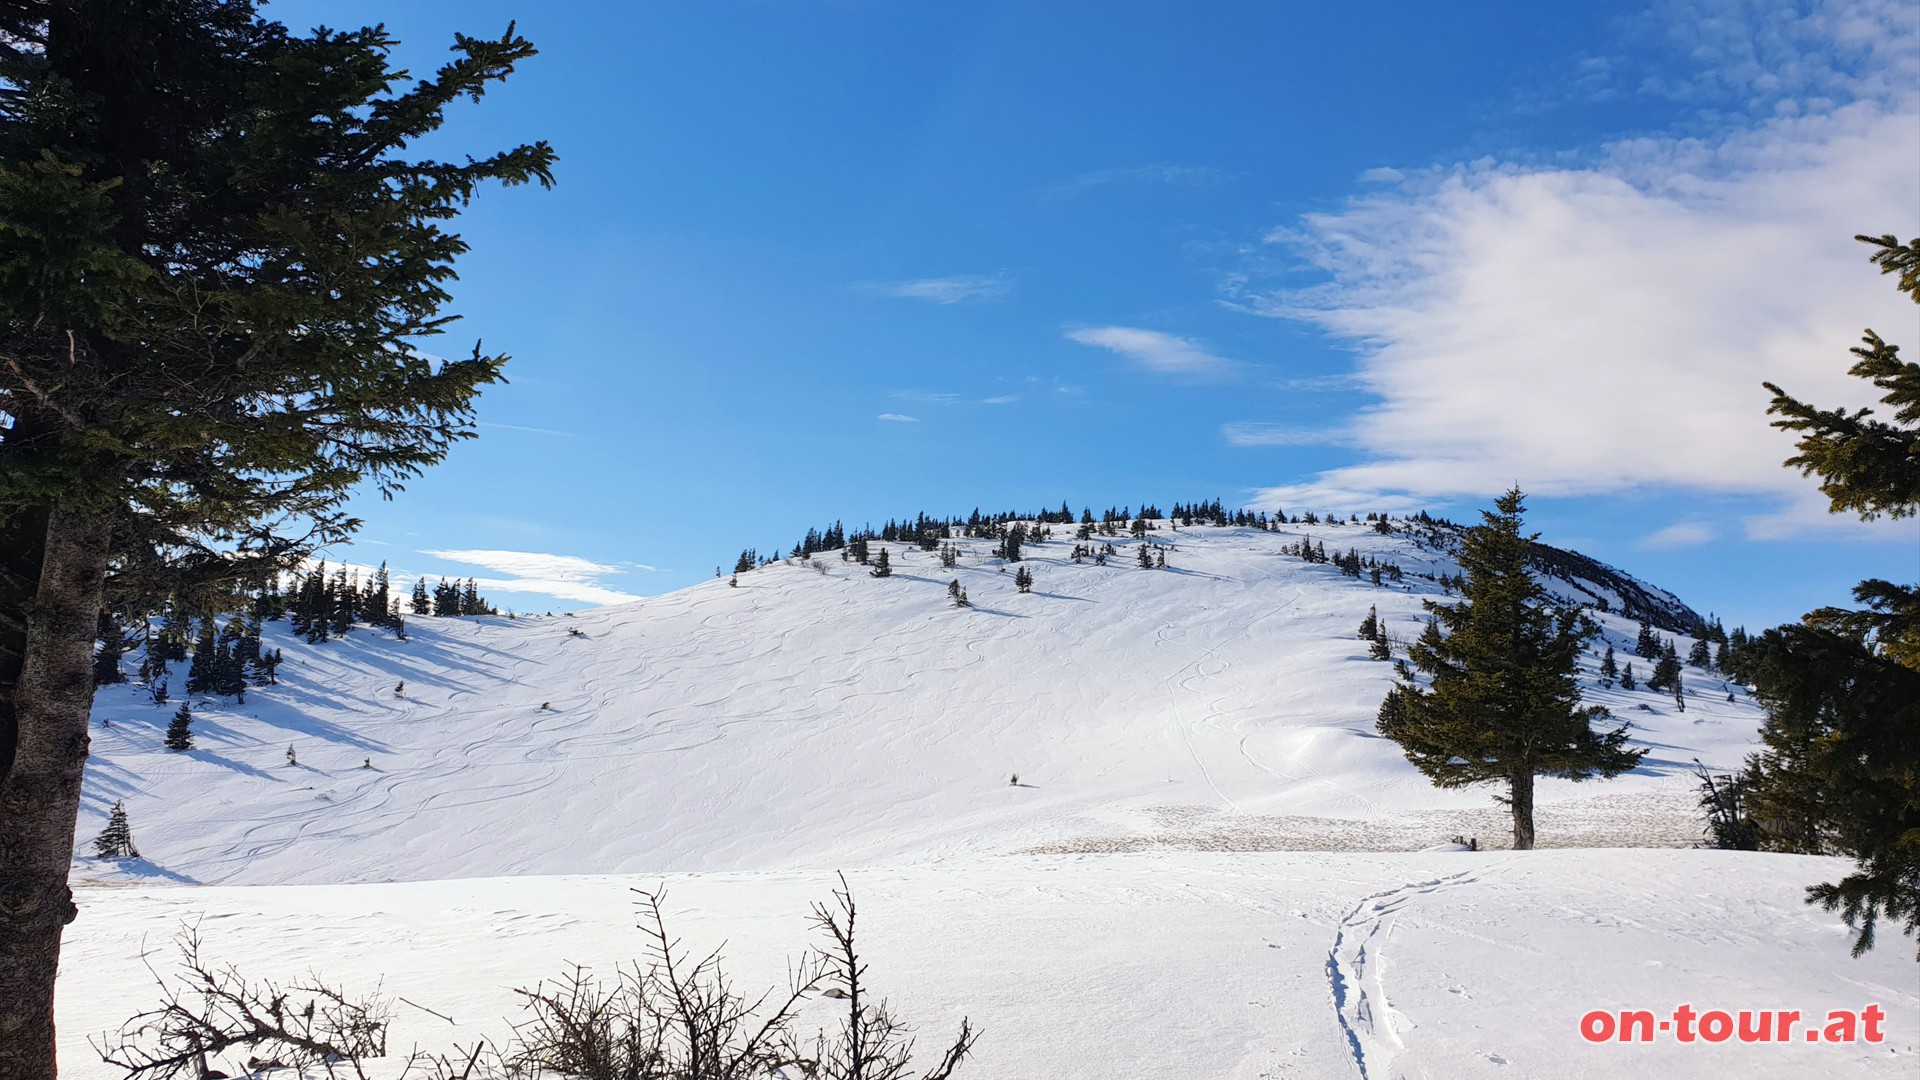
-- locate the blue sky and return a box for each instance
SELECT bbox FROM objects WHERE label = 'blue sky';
[270,0,1917,630]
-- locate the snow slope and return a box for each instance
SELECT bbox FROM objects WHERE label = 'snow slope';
[76,522,1764,886]
[64,521,1906,1080]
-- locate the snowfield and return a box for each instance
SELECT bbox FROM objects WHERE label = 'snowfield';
[62,522,1917,1077]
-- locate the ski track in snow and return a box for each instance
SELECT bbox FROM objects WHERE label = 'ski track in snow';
[1327,869,1482,1080]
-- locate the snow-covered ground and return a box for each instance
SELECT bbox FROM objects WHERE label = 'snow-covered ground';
[62,522,1913,1077]
[62,854,1916,1079]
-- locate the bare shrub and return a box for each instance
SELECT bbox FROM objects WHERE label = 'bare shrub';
[92,925,390,1079]
[96,883,977,1080]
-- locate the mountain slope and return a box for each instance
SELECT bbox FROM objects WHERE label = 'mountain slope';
[77,521,1762,887]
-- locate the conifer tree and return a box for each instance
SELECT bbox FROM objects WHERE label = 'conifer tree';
[1635,620,1661,658]
[1599,645,1618,687]
[1687,638,1711,669]
[1357,606,1379,642]
[1014,566,1034,593]
[92,614,127,686]
[1744,232,1920,957]
[1620,662,1636,690]
[185,619,219,695]
[411,579,432,615]
[164,704,193,752]
[91,802,138,859]
[870,549,892,578]
[1647,641,1682,693]
[1375,489,1643,849]
[0,9,553,1067]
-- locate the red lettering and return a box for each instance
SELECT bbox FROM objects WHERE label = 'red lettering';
[1673,1003,1698,1043]
[1699,1010,1733,1043]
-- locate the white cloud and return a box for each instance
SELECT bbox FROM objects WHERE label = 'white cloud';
[1233,91,1918,530]
[419,549,642,607]
[1358,167,1405,184]
[1640,522,1717,549]
[876,413,919,422]
[981,395,1019,405]
[1066,326,1246,380]
[855,273,1011,304]
[1221,423,1351,447]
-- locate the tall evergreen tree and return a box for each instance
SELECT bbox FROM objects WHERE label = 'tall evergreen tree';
[90,802,137,859]
[1647,641,1682,693]
[184,619,218,695]
[1599,645,1618,687]
[91,613,127,686]
[869,549,892,578]
[163,703,192,752]
[0,8,552,1071]
[1375,489,1644,849]
[1744,232,1920,958]
[1687,638,1711,669]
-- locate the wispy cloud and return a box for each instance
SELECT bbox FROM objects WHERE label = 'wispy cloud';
[1221,423,1351,448]
[420,549,643,607]
[1043,164,1230,199]
[891,390,1018,406]
[876,413,919,423]
[1066,326,1246,380]
[1640,522,1716,549]
[854,273,1011,304]
[1227,1,1917,531]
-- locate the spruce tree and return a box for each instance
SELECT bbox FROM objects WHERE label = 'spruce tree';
[1687,638,1711,668]
[91,802,138,859]
[1599,645,1618,687]
[411,579,432,615]
[1743,233,1920,957]
[870,549,892,578]
[0,8,552,1070]
[185,619,218,695]
[1620,662,1636,690]
[1357,606,1379,641]
[1635,620,1661,658]
[1647,641,1682,693]
[1375,489,1643,849]
[164,704,193,752]
[91,614,127,686]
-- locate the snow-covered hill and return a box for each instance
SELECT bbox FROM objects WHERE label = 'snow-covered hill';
[65,521,1917,1080]
[76,521,1763,886]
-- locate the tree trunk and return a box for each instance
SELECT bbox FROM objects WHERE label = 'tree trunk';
[0,508,113,1080]
[1509,769,1536,851]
